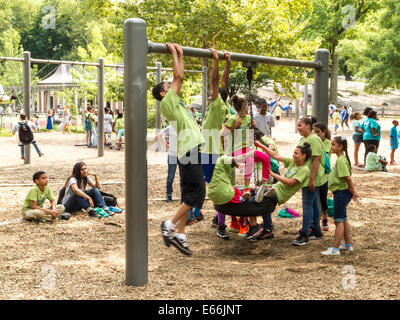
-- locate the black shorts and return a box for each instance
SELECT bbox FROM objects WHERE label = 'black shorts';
[276,116,281,120]
[178,146,206,208]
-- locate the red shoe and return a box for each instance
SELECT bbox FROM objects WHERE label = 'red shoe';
[227,220,240,233]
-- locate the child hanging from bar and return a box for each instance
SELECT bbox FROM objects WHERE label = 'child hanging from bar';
[199,48,233,236]
[152,43,205,256]
[221,95,271,238]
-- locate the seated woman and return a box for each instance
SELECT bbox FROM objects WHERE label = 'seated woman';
[61,162,113,218]
[211,141,311,240]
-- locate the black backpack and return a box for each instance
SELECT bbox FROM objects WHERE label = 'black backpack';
[18,122,34,144]
[100,191,118,207]
[57,187,66,205]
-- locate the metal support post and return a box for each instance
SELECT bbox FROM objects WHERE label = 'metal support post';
[313,49,330,124]
[201,65,207,123]
[23,51,31,165]
[97,57,105,157]
[124,18,148,286]
[303,82,308,117]
[155,61,162,151]
[295,83,300,133]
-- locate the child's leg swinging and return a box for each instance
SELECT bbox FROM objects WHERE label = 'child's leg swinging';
[254,150,271,184]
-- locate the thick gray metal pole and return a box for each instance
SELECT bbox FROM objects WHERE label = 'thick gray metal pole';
[97,58,105,157]
[23,51,31,165]
[124,18,148,286]
[303,82,308,117]
[155,62,162,152]
[155,62,162,128]
[313,49,330,124]
[295,83,300,133]
[201,65,207,123]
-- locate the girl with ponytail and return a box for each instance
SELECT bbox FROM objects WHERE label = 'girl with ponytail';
[222,94,271,238]
[321,136,358,256]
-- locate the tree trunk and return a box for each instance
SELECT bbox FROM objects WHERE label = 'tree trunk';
[329,52,339,105]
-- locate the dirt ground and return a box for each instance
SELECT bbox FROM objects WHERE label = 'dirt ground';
[0,118,399,300]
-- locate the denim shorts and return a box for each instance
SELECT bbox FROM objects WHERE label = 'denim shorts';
[333,189,352,223]
[352,134,363,144]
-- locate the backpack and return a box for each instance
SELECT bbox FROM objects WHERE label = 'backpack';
[100,191,117,207]
[57,186,66,205]
[84,115,92,131]
[320,151,331,174]
[18,122,34,144]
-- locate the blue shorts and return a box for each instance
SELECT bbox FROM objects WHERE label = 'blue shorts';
[333,189,352,223]
[352,134,363,144]
[200,153,220,183]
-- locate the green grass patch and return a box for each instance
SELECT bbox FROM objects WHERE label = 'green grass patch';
[0,129,12,137]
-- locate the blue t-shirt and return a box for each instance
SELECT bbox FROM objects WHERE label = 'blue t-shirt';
[340,109,349,120]
[362,118,381,141]
[353,120,363,136]
[390,126,399,149]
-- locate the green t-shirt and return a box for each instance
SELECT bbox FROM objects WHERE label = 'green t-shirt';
[160,90,204,159]
[201,95,228,154]
[224,114,252,152]
[274,158,309,204]
[298,134,327,187]
[207,155,236,205]
[115,118,124,131]
[365,152,379,171]
[328,155,350,192]
[22,185,54,214]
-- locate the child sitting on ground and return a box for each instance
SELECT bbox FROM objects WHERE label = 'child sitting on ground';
[365,144,388,172]
[114,112,125,150]
[21,171,70,222]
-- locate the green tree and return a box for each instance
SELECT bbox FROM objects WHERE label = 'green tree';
[112,0,318,98]
[303,0,379,103]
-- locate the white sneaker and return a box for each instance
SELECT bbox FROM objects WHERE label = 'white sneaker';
[255,184,266,203]
[321,247,340,256]
[339,243,354,252]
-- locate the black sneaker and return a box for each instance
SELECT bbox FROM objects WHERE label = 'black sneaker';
[309,229,323,240]
[103,208,115,217]
[161,221,172,247]
[211,215,219,228]
[88,209,101,219]
[59,212,71,220]
[292,231,309,246]
[217,226,230,240]
[170,236,193,255]
[246,224,264,240]
[257,228,274,240]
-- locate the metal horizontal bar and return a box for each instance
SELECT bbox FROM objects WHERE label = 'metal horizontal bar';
[147,41,321,69]
[0,56,24,62]
[31,58,99,67]
[110,65,202,73]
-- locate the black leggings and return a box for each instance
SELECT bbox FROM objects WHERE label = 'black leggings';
[318,182,328,213]
[363,140,380,163]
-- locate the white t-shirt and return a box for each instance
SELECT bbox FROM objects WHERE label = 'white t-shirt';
[62,176,94,205]
[104,114,113,133]
[161,125,177,157]
[248,104,258,116]
[11,120,36,134]
[254,112,275,137]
